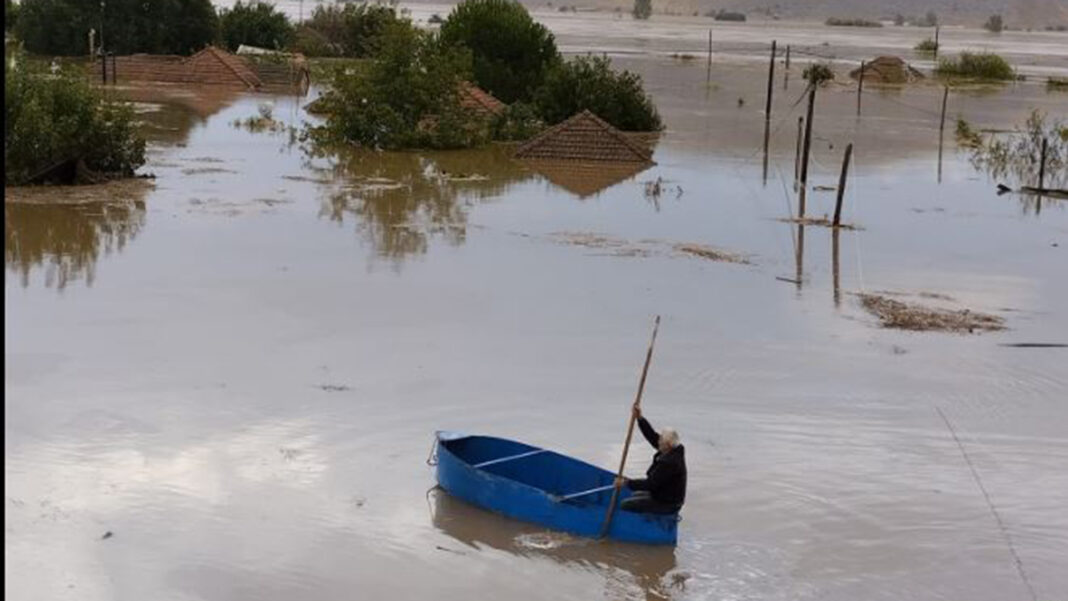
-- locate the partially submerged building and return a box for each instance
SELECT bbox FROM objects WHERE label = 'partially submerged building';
[98,46,309,94]
[850,56,925,84]
[514,110,656,198]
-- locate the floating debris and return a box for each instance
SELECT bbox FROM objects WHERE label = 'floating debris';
[858,293,1005,333]
[674,243,749,264]
[101,531,113,540]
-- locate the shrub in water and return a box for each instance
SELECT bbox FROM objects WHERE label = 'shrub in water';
[5,53,145,184]
[936,52,1015,81]
[632,0,652,20]
[220,1,294,52]
[803,62,835,86]
[295,2,403,58]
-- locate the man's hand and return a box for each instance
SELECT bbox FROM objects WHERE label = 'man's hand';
[632,405,642,420]
[614,476,628,489]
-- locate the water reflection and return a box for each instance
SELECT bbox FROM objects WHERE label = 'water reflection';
[317,146,532,264]
[523,159,654,200]
[428,488,682,601]
[5,181,150,289]
[116,85,243,146]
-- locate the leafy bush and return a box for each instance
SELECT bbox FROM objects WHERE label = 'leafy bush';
[533,54,661,131]
[915,38,938,53]
[712,10,745,22]
[15,0,218,56]
[936,52,1015,81]
[966,110,1067,188]
[5,0,18,31]
[1048,76,1068,91]
[5,52,145,184]
[983,14,1003,33]
[439,0,559,104]
[220,1,294,52]
[803,62,834,85]
[309,24,485,150]
[632,0,651,20]
[825,18,882,27]
[489,102,544,141]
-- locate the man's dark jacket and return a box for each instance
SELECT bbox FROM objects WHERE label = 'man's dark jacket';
[627,417,687,506]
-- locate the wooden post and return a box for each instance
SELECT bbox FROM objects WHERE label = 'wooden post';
[938,86,948,183]
[832,228,841,307]
[795,223,805,292]
[794,116,804,186]
[856,61,865,116]
[934,25,940,60]
[707,29,712,73]
[833,143,853,228]
[799,85,816,218]
[763,40,777,184]
[1038,137,1048,190]
[785,45,791,69]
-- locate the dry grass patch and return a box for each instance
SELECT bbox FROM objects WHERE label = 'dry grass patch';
[858,293,1005,333]
[673,243,749,264]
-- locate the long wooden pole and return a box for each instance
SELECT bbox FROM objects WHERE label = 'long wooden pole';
[762,40,777,185]
[799,84,816,218]
[856,61,865,116]
[833,143,853,227]
[938,86,948,183]
[599,315,662,539]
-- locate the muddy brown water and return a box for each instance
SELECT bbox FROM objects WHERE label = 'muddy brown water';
[6,13,1068,601]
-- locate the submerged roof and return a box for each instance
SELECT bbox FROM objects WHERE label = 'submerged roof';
[514,111,654,163]
[458,82,506,117]
[101,45,307,93]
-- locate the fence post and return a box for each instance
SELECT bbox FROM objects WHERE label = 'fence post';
[794,116,804,186]
[799,85,816,218]
[833,143,853,227]
[934,25,940,60]
[763,40,777,184]
[856,61,865,116]
[938,86,948,183]
[1038,137,1048,190]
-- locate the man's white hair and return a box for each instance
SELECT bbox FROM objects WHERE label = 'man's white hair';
[659,428,680,449]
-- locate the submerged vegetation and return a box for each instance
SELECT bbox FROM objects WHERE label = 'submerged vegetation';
[4,52,145,185]
[959,111,1068,188]
[802,62,835,86]
[219,0,295,52]
[292,2,403,58]
[312,0,661,150]
[632,0,652,20]
[1048,77,1068,91]
[914,38,938,53]
[935,52,1015,81]
[533,55,662,132]
[825,18,882,27]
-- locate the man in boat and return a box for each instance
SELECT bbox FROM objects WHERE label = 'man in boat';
[617,407,687,514]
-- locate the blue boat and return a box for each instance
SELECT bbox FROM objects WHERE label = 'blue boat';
[432,431,679,545]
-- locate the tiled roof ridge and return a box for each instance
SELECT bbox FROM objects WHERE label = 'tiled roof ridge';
[192,45,260,89]
[514,110,654,162]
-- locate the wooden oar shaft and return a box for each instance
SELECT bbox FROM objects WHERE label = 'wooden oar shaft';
[600,315,661,538]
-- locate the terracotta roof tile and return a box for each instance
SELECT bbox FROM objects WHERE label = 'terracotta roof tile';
[514,110,654,163]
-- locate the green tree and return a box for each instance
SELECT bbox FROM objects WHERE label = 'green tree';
[311,24,483,150]
[295,2,400,57]
[5,0,18,31]
[983,14,1003,33]
[219,1,294,51]
[439,0,559,103]
[632,0,651,19]
[15,0,218,56]
[532,54,661,131]
[5,51,145,184]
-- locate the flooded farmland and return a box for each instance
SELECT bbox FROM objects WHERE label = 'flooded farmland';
[6,9,1068,601]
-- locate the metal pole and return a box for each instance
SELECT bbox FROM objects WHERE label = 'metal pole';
[833,143,853,227]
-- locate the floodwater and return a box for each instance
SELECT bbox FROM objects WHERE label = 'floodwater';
[6,11,1068,601]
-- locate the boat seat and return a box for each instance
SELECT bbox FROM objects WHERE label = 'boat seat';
[471,449,547,469]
